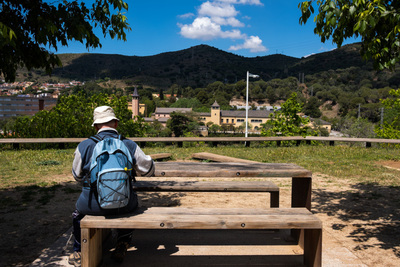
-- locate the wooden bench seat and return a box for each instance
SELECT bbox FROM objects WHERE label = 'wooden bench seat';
[133,180,279,208]
[81,207,322,267]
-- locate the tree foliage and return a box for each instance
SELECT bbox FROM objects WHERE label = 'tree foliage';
[375,89,400,139]
[166,112,198,137]
[303,96,322,118]
[0,0,130,82]
[7,93,147,139]
[337,116,377,138]
[299,0,400,70]
[261,93,316,137]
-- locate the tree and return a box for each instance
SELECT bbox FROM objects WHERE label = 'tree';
[375,89,400,139]
[196,90,209,104]
[261,92,317,137]
[303,96,322,118]
[8,93,147,139]
[208,124,222,135]
[1,0,130,82]
[336,115,376,138]
[170,98,203,110]
[166,112,198,137]
[299,0,400,70]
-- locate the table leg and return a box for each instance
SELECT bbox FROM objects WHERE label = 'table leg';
[81,228,103,267]
[270,191,279,208]
[303,228,322,267]
[291,177,312,246]
[292,177,312,210]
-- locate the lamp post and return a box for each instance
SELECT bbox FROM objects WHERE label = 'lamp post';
[245,71,259,138]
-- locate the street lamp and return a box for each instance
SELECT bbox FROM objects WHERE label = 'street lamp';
[245,71,259,138]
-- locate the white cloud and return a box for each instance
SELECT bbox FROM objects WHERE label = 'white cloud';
[229,36,267,52]
[179,17,245,40]
[198,1,238,18]
[198,1,244,27]
[178,0,266,53]
[178,13,195,19]
[211,16,245,27]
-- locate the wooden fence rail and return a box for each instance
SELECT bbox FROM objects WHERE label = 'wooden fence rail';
[1,136,400,149]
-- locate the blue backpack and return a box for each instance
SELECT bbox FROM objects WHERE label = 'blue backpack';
[88,135,135,209]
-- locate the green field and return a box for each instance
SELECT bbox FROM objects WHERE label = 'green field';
[1,145,399,190]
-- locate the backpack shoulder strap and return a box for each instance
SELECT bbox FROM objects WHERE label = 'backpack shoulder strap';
[89,134,103,143]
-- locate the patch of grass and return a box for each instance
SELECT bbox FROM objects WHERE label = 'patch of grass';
[142,145,400,186]
[36,160,61,166]
[1,145,400,191]
[0,149,74,189]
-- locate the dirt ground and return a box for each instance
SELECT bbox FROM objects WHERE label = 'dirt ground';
[1,161,400,267]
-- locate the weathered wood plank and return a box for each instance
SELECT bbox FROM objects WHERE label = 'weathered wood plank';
[154,162,312,178]
[304,229,322,267]
[133,180,279,192]
[133,207,309,215]
[81,228,102,267]
[149,153,172,160]
[192,152,259,163]
[81,207,322,230]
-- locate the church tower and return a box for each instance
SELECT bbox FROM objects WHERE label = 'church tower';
[132,87,139,119]
[210,100,220,125]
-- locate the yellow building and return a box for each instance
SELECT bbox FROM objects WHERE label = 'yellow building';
[198,101,273,131]
[134,95,331,134]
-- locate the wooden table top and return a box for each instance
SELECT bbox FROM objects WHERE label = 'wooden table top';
[154,162,312,178]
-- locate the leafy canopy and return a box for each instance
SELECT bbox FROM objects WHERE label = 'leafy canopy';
[261,92,316,137]
[0,0,130,82]
[299,0,400,70]
[375,89,400,139]
[166,112,199,137]
[7,93,147,139]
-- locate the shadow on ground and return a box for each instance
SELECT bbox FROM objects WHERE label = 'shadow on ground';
[0,183,184,267]
[313,183,400,257]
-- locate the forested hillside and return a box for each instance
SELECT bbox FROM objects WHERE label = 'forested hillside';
[14,43,400,131]
[18,43,397,89]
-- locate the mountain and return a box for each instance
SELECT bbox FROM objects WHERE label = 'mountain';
[18,43,372,89]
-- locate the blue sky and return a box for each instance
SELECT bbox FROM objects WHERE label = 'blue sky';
[55,0,360,59]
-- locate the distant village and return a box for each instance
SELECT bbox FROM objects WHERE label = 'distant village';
[0,80,83,97]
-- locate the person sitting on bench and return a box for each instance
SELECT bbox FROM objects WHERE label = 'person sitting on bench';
[69,106,155,267]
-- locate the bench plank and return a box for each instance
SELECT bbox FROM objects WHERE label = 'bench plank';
[133,180,279,192]
[155,162,312,178]
[133,180,280,208]
[81,207,322,267]
[81,207,321,230]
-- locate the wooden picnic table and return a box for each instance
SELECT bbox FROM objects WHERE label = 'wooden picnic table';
[154,162,313,210]
[81,161,319,267]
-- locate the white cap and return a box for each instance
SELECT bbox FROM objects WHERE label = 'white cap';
[92,106,119,126]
